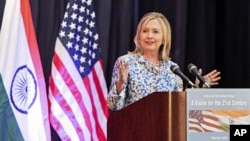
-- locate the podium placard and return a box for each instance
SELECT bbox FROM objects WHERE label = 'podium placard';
[186,89,250,141]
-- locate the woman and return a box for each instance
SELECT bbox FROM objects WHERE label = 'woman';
[107,12,220,111]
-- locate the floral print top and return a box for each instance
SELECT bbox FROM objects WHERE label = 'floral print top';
[107,54,183,111]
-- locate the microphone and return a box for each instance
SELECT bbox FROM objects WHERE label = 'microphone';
[170,65,196,88]
[187,63,210,88]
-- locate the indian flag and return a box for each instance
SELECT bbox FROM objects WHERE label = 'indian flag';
[0,0,51,140]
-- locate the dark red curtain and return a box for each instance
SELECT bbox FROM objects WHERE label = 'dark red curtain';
[1,0,250,140]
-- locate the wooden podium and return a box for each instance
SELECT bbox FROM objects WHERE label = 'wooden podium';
[107,92,186,141]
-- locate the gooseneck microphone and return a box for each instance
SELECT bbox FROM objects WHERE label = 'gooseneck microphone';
[170,65,196,88]
[187,63,210,88]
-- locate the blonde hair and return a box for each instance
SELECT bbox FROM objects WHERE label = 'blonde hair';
[130,12,172,61]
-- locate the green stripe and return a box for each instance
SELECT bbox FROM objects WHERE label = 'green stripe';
[0,74,24,141]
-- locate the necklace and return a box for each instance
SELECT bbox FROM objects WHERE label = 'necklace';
[142,55,161,66]
[154,63,160,65]
[153,62,161,67]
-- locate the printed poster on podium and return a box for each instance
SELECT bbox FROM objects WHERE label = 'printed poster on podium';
[186,88,250,141]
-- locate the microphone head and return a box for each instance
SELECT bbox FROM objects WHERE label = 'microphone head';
[187,63,198,73]
[170,65,179,73]
[187,63,210,88]
[171,65,196,88]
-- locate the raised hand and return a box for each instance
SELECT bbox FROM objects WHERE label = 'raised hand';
[195,69,221,87]
[116,60,129,93]
[203,69,221,86]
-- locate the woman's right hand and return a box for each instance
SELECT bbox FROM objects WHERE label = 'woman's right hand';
[116,60,129,93]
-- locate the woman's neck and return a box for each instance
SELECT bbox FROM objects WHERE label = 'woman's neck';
[143,53,160,65]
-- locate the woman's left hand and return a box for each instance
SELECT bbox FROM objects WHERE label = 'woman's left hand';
[195,69,221,87]
[203,69,221,86]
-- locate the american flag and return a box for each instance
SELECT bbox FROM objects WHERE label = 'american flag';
[49,0,109,140]
[188,110,228,132]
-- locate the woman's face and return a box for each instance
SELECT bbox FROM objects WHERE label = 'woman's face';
[139,19,163,54]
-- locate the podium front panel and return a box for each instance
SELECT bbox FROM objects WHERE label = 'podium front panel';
[107,92,186,141]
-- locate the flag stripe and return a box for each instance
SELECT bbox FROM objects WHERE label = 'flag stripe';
[21,0,45,79]
[91,62,109,137]
[51,51,93,140]
[0,75,24,140]
[50,77,85,140]
[83,74,106,141]
[20,1,50,139]
[188,120,205,132]
[189,110,226,132]
[49,74,90,141]
[92,61,109,118]
[49,101,74,141]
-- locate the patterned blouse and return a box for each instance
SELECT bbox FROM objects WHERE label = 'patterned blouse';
[107,54,183,111]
